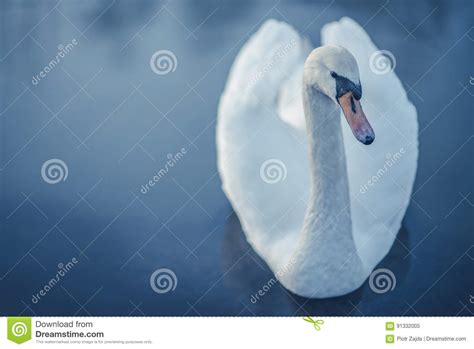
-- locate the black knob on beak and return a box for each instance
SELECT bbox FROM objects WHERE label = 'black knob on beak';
[363,135,374,145]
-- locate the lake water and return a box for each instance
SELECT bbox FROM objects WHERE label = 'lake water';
[1,0,473,316]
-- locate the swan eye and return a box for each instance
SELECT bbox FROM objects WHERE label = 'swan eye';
[333,73,363,100]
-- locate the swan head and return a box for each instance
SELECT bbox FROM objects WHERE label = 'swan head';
[303,45,375,145]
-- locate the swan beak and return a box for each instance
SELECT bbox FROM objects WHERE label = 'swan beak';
[338,92,375,145]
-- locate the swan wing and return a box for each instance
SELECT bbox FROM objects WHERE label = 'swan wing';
[217,20,311,269]
[321,17,419,268]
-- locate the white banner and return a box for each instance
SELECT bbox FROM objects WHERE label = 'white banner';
[1,317,473,348]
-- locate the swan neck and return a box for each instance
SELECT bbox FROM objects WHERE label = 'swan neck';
[303,86,349,208]
[300,85,356,250]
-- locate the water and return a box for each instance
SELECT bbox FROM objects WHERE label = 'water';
[1,0,473,316]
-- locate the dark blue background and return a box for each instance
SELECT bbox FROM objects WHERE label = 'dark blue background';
[1,0,473,316]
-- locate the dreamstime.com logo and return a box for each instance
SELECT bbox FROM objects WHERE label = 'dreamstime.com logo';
[41,158,68,184]
[369,50,396,75]
[369,268,397,294]
[150,50,177,75]
[246,38,297,89]
[259,158,287,184]
[7,317,32,344]
[150,268,178,294]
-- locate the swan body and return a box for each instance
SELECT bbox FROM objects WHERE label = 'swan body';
[216,17,418,298]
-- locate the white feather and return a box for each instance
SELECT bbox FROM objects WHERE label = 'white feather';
[216,18,418,298]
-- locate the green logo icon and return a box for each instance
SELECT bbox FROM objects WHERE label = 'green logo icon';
[386,334,395,344]
[302,316,324,331]
[386,322,395,331]
[7,317,32,344]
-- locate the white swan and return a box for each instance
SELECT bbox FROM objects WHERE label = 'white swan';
[216,17,418,298]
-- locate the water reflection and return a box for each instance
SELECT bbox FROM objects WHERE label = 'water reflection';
[222,211,412,315]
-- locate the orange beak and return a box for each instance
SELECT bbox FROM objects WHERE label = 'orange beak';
[338,91,375,145]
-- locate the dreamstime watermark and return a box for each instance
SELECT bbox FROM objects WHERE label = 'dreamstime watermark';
[359,148,405,194]
[150,268,178,294]
[250,257,296,303]
[11,322,28,337]
[259,158,287,184]
[247,38,297,89]
[7,317,31,344]
[41,158,69,184]
[369,50,396,75]
[369,268,396,294]
[140,148,187,194]
[31,257,79,304]
[150,50,178,75]
[31,39,78,85]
